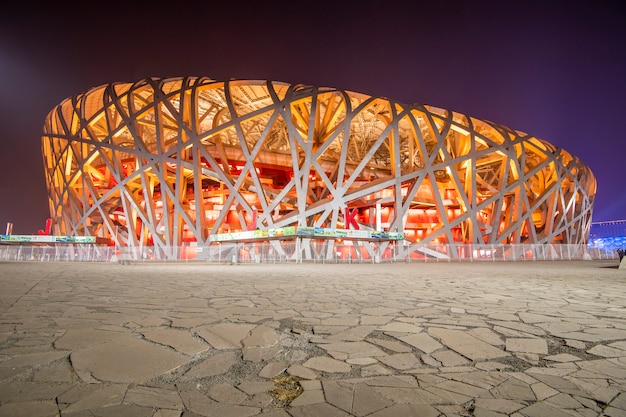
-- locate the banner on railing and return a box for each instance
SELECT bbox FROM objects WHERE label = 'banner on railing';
[0,235,96,244]
[209,226,404,242]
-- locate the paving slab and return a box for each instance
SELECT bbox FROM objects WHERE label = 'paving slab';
[431,349,469,366]
[428,328,510,360]
[505,337,549,354]
[141,327,210,355]
[124,384,184,410]
[0,350,68,368]
[0,400,59,417]
[302,356,352,373]
[70,336,188,383]
[60,383,127,413]
[318,341,387,359]
[195,323,256,349]
[398,332,443,353]
[242,325,280,348]
[377,352,421,370]
[182,351,237,379]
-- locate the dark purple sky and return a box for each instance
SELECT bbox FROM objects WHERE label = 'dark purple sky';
[1,1,624,234]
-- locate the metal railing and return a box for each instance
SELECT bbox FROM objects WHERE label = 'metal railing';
[0,242,620,263]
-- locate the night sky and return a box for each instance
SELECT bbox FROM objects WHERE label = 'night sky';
[1,1,624,234]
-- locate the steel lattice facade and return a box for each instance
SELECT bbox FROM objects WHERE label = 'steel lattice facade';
[41,77,596,258]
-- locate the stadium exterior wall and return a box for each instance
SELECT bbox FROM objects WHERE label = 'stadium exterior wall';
[41,77,596,259]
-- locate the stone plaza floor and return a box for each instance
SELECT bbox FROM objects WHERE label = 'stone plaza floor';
[0,259,625,417]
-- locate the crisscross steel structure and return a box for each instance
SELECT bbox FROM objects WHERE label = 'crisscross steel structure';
[42,77,596,258]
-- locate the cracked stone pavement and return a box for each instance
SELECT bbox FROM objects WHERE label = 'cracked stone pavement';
[1,260,625,416]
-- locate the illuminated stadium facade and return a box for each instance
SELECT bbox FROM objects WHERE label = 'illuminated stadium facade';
[41,77,596,259]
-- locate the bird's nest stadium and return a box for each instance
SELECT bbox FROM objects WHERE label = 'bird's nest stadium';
[40,77,596,261]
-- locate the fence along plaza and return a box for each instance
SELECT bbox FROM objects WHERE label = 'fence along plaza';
[0,241,610,263]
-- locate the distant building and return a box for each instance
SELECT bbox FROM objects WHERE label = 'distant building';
[589,220,626,254]
[41,77,596,259]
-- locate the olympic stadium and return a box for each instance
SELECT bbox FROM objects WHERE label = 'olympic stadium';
[40,77,596,260]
